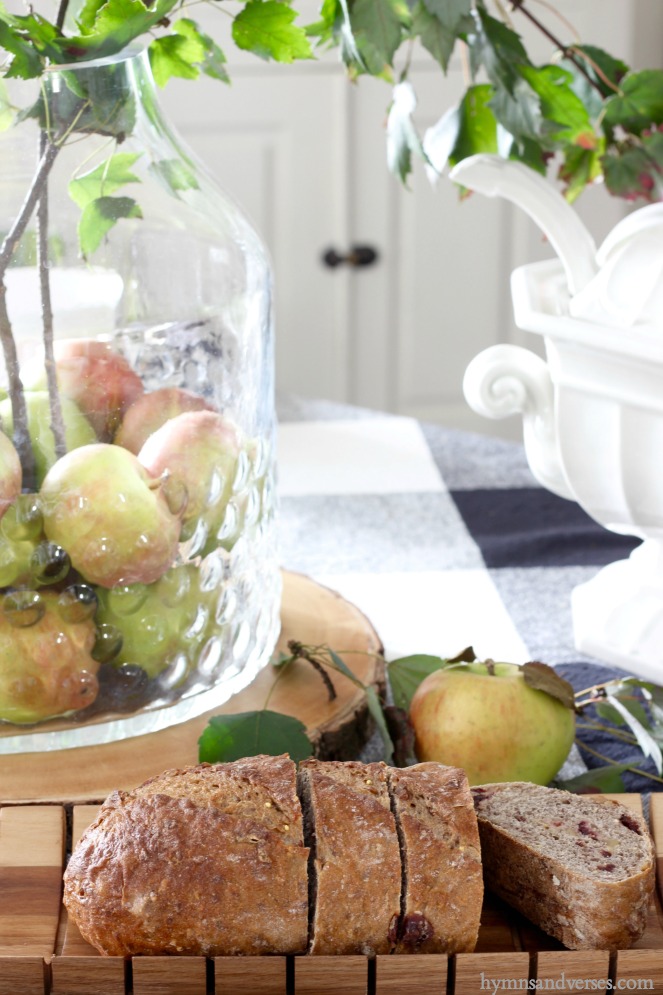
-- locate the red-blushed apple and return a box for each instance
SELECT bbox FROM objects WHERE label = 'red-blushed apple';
[408,661,576,786]
[23,338,144,441]
[0,432,21,519]
[39,443,182,588]
[0,590,99,723]
[138,410,240,556]
[0,392,97,486]
[114,387,215,454]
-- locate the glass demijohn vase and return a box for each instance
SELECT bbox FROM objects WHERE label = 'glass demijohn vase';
[0,48,281,751]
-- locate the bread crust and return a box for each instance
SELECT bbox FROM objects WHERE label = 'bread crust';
[387,762,483,954]
[63,756,309,956]
[299,759,401,956]
[473,782,655,950]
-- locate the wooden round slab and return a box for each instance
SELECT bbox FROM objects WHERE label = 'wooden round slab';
[0,571,384,803]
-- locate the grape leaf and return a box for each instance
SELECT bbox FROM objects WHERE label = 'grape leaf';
[562,45,628,118]
[489,75,542,148]
[149,34,202,88]
[469,6,530,95]
[60,0,181,63]
[349,0,406,76]
[449,83,499,164]
[149,18,229,87]
[0,21,44,78]
[387,80,428,183]
[603,69,663,135]
[387,653,448,711]
[69,151,142,209]
[421,0,472,36]
[198,709,313,763]
[411,3,456,73]
[602,144,663,202]
[149,158,199,196]
[232,2,313,63]
[518,63,596,149]
[78,195,142,257]
[558,144,602,203]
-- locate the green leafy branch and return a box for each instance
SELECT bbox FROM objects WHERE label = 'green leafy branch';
[199,640,663,794]
[199,639,396,765]
[0,0,660,203]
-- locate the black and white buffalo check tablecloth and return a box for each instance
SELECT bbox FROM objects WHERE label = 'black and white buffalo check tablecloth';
[275,395,653,792]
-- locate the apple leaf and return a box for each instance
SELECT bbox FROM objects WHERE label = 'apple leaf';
[198,709,314,764]
[365,685,395,763]
[387,653,448,711]
[78,195,142,257]
[521,661,575,711]
[556,764,635,794]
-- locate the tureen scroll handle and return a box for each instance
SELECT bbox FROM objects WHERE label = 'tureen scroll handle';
[463,344,573,500]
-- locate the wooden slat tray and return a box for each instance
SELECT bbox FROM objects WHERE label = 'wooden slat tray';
[1,794,663,994]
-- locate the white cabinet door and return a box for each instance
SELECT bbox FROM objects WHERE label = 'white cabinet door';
[160,1,662,435]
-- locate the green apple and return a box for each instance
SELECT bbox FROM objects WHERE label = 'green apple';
[0,589,99,723]
[0,432,21,519]
[0,392,96,487]
[408,661,576,786]
[95,564,220,679]
[39,443,182,588]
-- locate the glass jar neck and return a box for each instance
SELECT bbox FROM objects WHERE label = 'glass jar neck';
[43,48,155,144]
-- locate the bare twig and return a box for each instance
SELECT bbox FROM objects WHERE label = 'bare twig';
[287,640,338,701]
[509,0,600,94]
[0,140,60,484]
[36,130,67,460]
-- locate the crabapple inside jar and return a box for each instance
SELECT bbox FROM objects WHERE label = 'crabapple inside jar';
[0,49,280,751]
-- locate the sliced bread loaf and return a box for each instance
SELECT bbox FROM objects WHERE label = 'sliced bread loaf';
[472,781,656,950]
[297,758,402,955]
[63,755,309,956]
[387,762,483,953]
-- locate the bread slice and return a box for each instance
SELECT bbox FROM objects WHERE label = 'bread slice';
[387,763,483,953]
[63,755,309,956]
[472,782,656,950]
[297,759,401,955]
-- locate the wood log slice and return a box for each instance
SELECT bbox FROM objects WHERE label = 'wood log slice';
[0,571,384,803]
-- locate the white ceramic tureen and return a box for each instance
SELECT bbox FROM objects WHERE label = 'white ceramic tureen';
[457,154,663,680]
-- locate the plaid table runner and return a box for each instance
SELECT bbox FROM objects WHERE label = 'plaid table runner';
[277,396,653,792]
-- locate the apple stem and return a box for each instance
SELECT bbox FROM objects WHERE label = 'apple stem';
[37,129,67,462]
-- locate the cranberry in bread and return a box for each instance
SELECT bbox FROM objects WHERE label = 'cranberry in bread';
[63,755,310,956]
[472,781,656,950]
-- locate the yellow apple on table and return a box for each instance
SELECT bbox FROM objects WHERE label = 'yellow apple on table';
[408,660,576,786]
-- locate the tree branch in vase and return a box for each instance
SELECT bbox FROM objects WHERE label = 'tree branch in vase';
[37,130,67,461]
[0,139,60,488]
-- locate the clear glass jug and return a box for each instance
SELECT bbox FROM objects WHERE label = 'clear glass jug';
[0,48,281,751]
